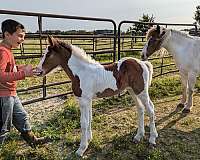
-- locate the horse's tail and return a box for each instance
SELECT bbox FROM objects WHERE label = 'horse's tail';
[144,61,153,86]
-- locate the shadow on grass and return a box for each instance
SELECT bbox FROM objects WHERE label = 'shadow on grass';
[85,124,200,160]
[156,105,186,127]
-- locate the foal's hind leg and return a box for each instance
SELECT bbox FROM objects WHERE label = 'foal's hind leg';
[147,99,158,145]
[127,89,145,143]
[137,91,158,145]
[87,105,93,141]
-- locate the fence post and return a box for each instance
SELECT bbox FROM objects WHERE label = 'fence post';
[38,16,47,99]
[161,57,164,76]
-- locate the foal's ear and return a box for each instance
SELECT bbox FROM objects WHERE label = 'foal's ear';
[47,35,56,46]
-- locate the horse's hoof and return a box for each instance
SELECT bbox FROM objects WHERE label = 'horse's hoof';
[149,143,156,149]
[182,108,190,114]
[133,138,140,144]
[75,150,83,157]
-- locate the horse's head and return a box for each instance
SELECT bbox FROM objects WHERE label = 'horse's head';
[35,35,72,76]
[141,25,166,60]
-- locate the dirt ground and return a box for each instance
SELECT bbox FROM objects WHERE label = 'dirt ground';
[24,97,66,125]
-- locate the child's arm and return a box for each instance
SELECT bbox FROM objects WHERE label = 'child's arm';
[0,51,31,82]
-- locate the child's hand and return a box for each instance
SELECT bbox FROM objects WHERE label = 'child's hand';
[17,65,26,71]
[23,64,34,77]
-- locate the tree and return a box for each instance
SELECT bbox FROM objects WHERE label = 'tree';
[194,5,200,25]
[129,14,155,36]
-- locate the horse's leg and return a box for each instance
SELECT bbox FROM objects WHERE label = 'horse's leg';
[127,89,145,143]
[182,72,197,113]
[177,71,188,109]
[138,91,158,145]
[76,98,92,156]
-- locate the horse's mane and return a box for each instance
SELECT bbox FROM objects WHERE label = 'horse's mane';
[146,26,197,41]
[170,29,195,40]
[146,27,157,40]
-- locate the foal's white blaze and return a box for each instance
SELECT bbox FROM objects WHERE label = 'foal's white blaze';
[37,47,49,74]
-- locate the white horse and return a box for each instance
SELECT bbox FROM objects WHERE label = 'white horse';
[142,25,200,113]
[35,36,158,156]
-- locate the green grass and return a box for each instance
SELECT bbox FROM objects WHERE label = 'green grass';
[150,75,182,99]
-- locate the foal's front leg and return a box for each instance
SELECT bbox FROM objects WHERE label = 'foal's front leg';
[75,98,92,156]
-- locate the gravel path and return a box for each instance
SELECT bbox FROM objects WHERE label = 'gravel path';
[24,97,66,125]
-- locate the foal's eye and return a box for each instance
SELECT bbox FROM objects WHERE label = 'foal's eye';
[148,38,154,45]
[148,37,158,45]
[149,38,155,42]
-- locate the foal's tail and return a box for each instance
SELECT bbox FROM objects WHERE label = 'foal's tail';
[144,61,153,86]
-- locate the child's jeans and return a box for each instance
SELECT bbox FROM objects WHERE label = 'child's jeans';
[0,96,31,145]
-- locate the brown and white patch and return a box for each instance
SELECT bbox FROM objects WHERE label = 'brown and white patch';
[96,58,144,97]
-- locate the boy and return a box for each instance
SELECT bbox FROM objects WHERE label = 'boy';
[0,19,47,148]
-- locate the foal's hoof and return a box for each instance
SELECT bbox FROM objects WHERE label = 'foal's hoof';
[182,108,190,114]
[176,103,185,109]
[133,138,140,144]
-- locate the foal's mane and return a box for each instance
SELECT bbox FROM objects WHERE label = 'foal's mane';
[59,41,99,64]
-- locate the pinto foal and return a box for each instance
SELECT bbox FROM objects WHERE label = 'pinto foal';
[35,36,158,156]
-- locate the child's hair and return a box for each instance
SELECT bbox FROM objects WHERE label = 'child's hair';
[1,19,25,38]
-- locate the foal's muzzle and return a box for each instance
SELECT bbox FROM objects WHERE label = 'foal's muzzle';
[141,54,147,61]
[33,67,44,76]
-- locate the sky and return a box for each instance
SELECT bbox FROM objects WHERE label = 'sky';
[0,0,199,32]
